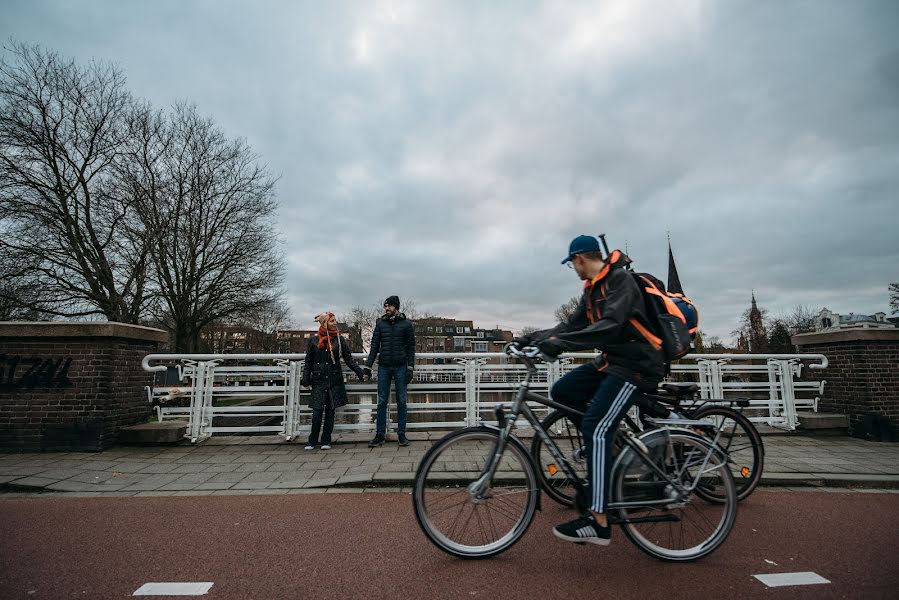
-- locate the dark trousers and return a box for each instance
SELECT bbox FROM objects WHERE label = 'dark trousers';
[550,363,639,513]
[376,365,408,435]
[308,394,335,446]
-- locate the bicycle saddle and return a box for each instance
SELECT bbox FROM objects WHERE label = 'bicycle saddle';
[659,382,700,396]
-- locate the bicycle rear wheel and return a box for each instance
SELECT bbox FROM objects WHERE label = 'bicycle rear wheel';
[531,410,587,507]
[613,429,737,562]
[413,427,539,559]
[690,405,764,501]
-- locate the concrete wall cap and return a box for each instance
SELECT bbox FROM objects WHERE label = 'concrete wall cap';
[0,321,168,343]
[792,328,899,346]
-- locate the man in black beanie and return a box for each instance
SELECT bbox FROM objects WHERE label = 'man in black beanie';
[364,295,416,447]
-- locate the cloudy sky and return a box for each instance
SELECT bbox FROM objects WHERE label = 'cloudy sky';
[3,0,898,340]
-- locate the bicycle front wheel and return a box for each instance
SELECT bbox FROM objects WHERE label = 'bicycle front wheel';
[690,405,764,502]
[413,427,539,559]
[613,429,738,562]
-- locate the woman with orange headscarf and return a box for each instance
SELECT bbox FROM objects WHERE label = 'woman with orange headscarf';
[300,312,368,450]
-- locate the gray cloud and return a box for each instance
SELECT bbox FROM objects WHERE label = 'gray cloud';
[3,0,898,340]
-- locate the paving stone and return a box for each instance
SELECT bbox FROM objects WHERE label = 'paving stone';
[302,478,338,488]
[206,472,248,483]
[242,472,281,483]
[337,473,373,485]
[0,467,49,477]
[157,483,206,491]
[204,463,240,473]
[67,471,115,484]
[231,481,272,490]
[46,480,107,492]
[121,474,184,491]
[192,482,235,490]
[137,464,180,474]
[265,462,299,472]
[7,476,61,487]
[234,462,272,472]
[173,472,215,484]
[170,464,209,474]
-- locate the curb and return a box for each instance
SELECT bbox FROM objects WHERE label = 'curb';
[4,473,899,496]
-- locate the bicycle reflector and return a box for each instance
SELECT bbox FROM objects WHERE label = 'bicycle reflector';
[548,464,558,476]
[740,467,750,478]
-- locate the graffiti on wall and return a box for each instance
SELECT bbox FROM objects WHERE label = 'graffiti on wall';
[0,355,73,390]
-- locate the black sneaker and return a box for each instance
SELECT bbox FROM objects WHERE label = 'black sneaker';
[398,433,410,446]
[368,434,386,448]
[553,515,611,546]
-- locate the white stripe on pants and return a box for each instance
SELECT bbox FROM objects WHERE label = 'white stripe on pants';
[591,381,636,512]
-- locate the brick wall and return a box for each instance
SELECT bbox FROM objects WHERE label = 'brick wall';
[794,328,899,437]
[0,322,167,451]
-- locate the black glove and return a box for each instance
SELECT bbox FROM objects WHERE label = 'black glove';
[355,368,368,382]
[359,366,372,381]
[537,337,565,360]
[405,368,414,385]
[300,377,311,388]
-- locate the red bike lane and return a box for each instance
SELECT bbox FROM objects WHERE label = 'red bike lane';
[1,490,896,599]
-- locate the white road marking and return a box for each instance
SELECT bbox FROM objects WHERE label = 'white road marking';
[133,582,214,596]
[753,572,831,587]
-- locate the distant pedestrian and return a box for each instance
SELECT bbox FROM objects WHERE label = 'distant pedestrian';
[364,295,415,447]
[301,312,368,450]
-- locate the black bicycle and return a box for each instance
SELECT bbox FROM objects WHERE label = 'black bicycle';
[412,345,738,562]
[533,382,764,507]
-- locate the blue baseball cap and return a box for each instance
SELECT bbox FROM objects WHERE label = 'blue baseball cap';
[561,235,601,264]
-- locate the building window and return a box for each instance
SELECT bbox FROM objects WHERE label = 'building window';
[456,326,463,333]
[477,331,484,338]
[474,341,488,352]
[465,327,470,333]
[454,337,465,350]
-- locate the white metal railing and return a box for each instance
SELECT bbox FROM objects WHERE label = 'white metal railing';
[142,352,828,443]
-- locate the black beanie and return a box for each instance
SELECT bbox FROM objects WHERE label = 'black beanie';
[384,295,400,310]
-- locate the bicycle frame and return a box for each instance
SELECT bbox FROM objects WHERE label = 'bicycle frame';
[473,351,726,512]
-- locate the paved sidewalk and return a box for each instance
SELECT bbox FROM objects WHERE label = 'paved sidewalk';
[2,432,898,497]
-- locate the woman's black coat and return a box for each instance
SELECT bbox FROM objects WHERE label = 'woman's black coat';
[301,334,363,411]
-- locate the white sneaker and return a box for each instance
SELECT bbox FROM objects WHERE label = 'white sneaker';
[321,444,331,450]
[304,444,315,450]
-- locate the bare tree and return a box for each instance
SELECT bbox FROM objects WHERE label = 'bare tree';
[238,295,293,353]
[554,296,580,323]
[0,42,151,321]
[0,241,45,320]
[132,103,284,352]
[890,283,899,315]
[518,326,540,337]
[340,305,378,353]
[785,304,819,334]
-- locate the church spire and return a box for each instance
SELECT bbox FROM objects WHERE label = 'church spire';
[667,233,684,294]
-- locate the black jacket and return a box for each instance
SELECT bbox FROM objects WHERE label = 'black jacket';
[533,250,666,391]
[302,334,363,411]
[366,313,415,369]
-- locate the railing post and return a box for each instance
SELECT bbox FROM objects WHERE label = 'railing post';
[766,359,782,424]
[283,359,302,441]
[464,358,478,426]
[188,360,217,443]
[779,359,799,430]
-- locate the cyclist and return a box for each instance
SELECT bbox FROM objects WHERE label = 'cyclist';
[514,235,666,546]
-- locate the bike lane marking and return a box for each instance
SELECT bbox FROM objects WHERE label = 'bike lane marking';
[133,582,214,596]
[752,572,831,587]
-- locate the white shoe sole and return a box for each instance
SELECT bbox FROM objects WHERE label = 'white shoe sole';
[321,445,331,450]
[553,528,611,546]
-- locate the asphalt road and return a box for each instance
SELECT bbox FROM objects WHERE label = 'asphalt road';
[1,490,897,599]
